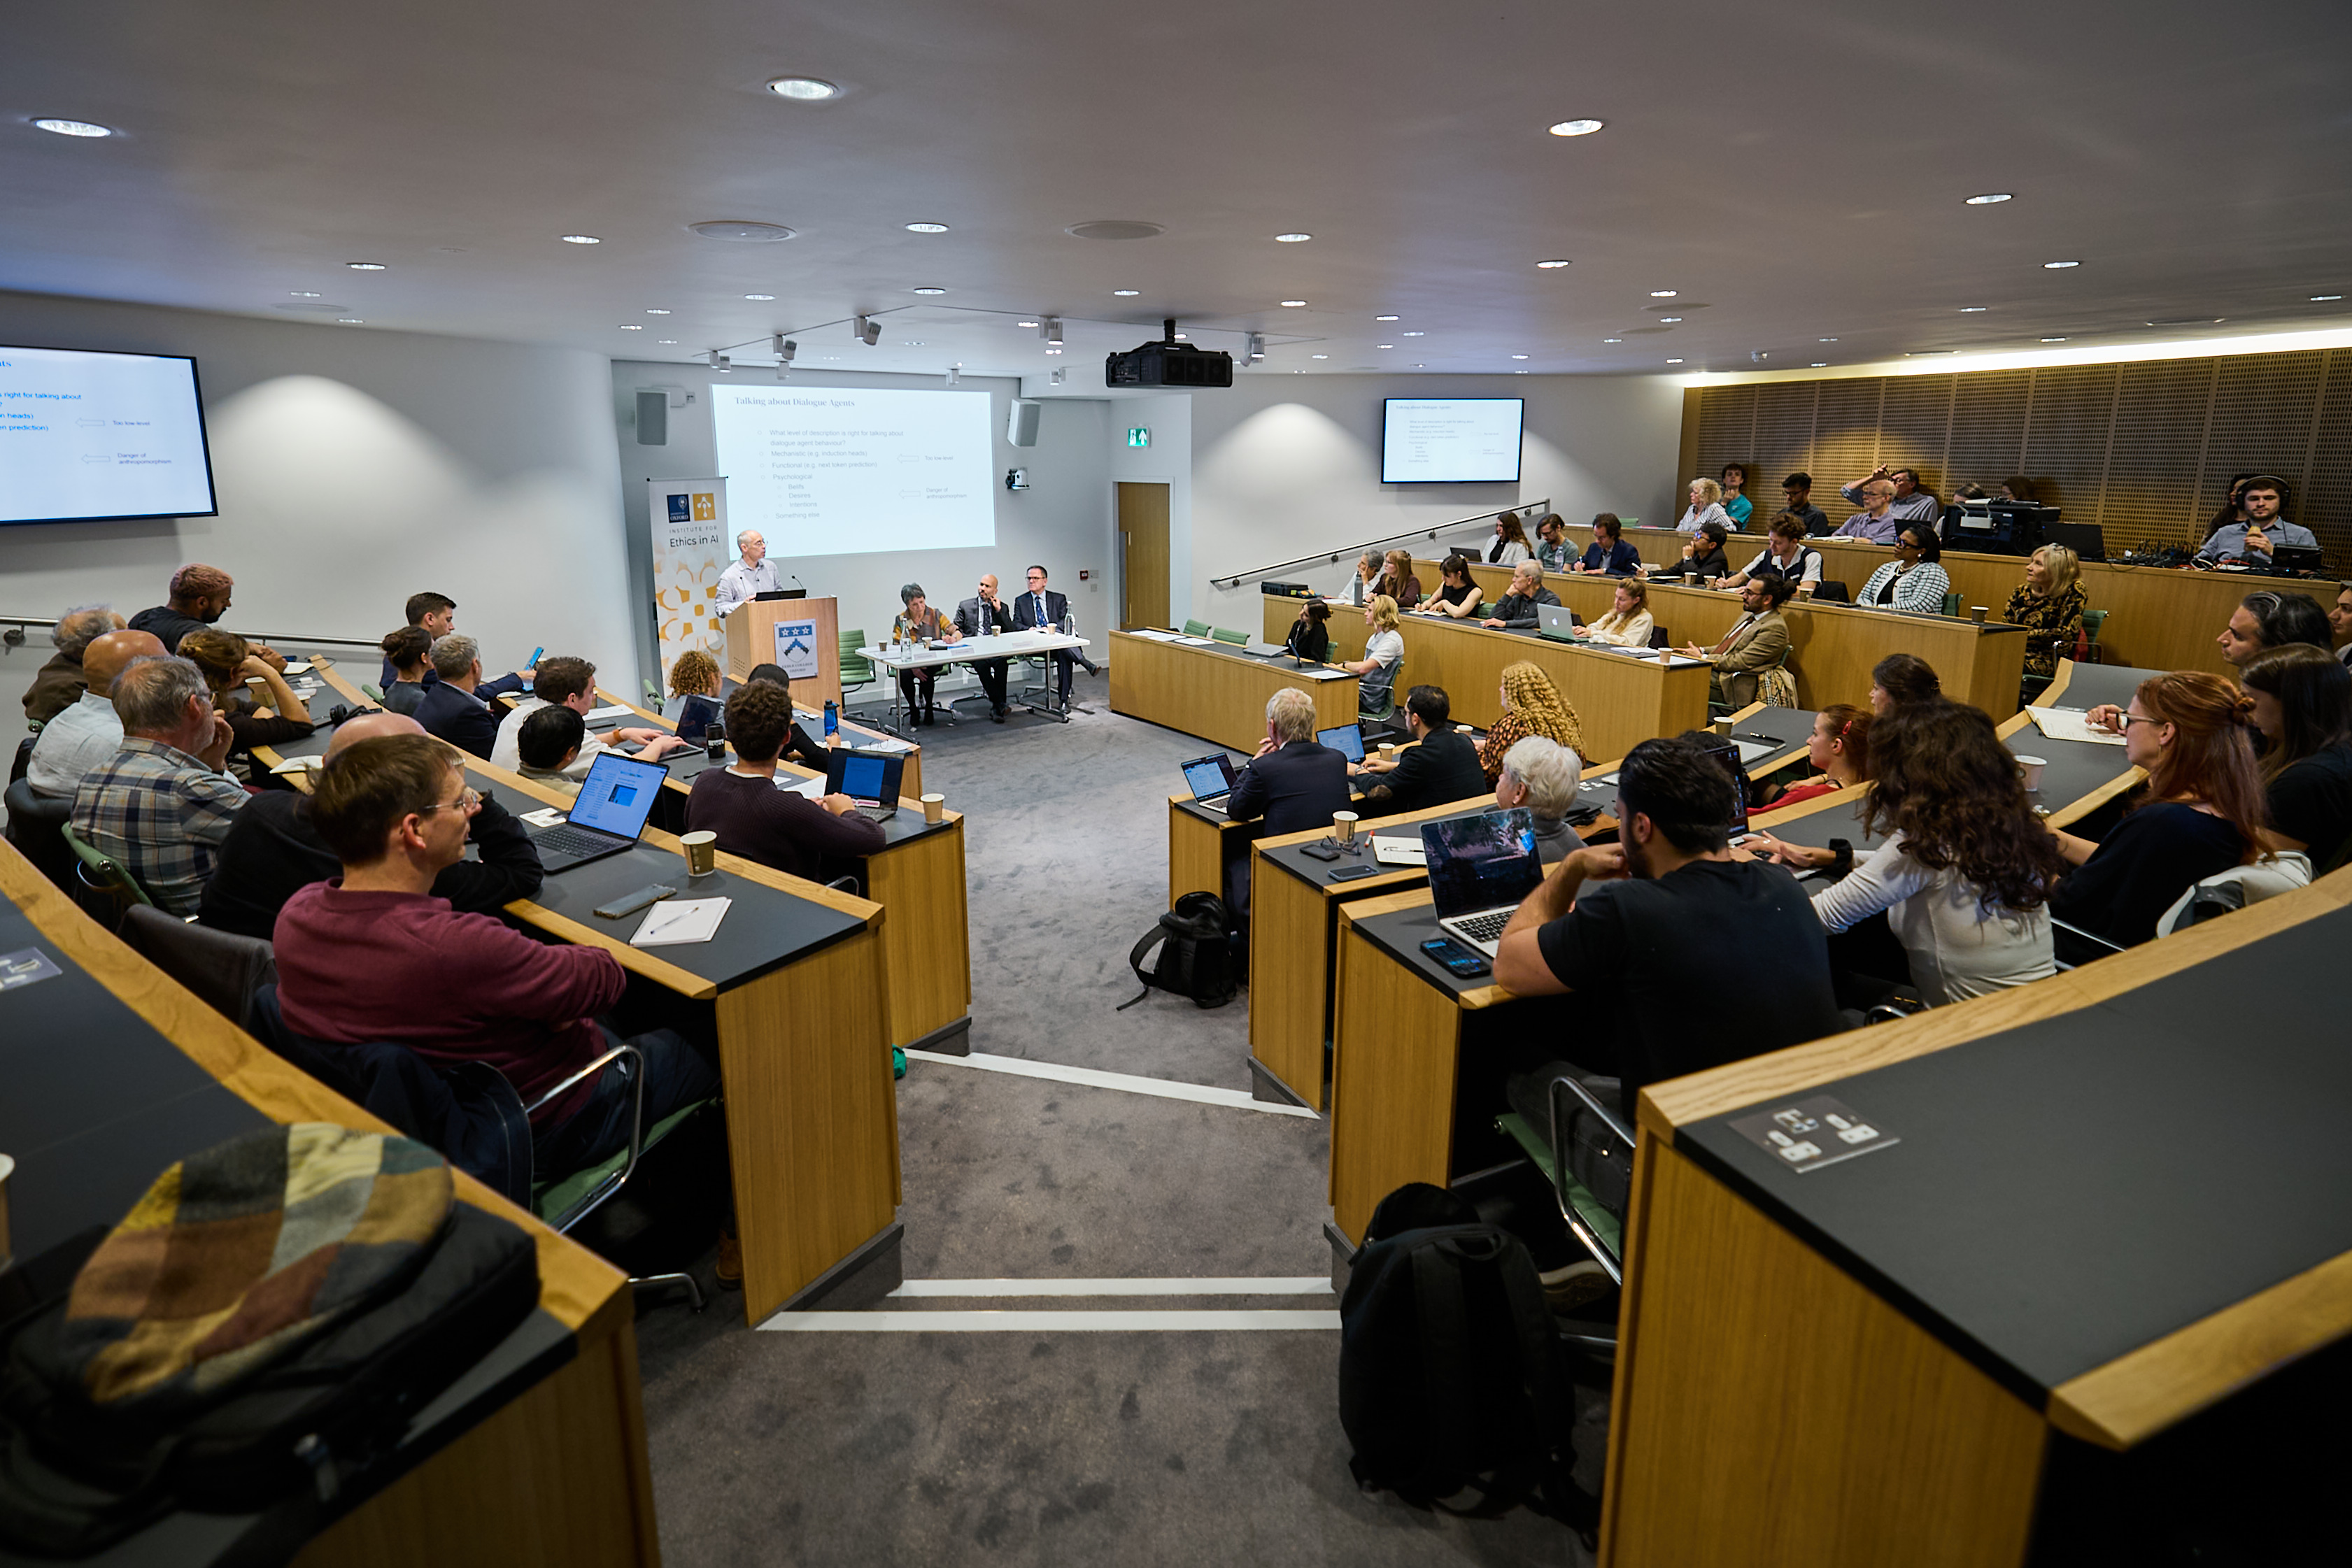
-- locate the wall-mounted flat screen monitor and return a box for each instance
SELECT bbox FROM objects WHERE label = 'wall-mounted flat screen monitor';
[0,345,219,526]
[1381,398,1524,484]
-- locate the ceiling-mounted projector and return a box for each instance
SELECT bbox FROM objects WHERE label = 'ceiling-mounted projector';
[1106,319,1233,388]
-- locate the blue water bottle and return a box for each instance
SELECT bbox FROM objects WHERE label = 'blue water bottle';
[823,699,838,739]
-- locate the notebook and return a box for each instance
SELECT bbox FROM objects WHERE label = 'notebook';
[1422,808,1545,956]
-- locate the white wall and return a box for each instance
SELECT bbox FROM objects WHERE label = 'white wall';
[609,362,1117,678]
[1103,394,1191,629]
[0,291,630,713]
[1182,373,1686,627]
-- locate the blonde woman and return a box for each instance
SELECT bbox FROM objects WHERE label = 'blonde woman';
[2004,544,2088,682]
[1575,578,1655,648]
[1374,549,1423,612]
[1335,595,1405,722]
[1478,661,1587,782]
[1676,477,1732,534]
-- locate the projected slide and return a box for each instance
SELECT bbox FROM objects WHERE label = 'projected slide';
[1382,398,1524,484]
[0,346,218,525]
[711,386,995,557]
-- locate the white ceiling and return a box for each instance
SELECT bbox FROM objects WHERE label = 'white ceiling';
[5,0,2349,388]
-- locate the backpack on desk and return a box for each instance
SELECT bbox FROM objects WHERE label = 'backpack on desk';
[1338,1183,1592,1526]
[1117,892,1237,1010]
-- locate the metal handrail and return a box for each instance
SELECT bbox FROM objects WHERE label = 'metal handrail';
[0,613,380,655]
[1209,499,1552,591]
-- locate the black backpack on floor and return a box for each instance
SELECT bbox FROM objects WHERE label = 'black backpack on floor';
[1338,1183,1592,1525]
[1118,892,1236,1010]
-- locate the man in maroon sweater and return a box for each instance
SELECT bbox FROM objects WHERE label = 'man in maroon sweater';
[686,679,886,880]
[274,733,720,1181]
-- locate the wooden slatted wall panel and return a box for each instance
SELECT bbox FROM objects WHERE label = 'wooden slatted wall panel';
[1681,345,2352,569]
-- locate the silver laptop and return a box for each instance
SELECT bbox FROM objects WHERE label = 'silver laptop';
[1180,753,1239,815]
[530,750,667,873]
[1245,639,1287,657]
[1421,808,1545,956]
[1317,723,1366,764]
[1536,604,1585,642]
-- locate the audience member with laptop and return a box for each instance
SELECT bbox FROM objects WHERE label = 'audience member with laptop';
[492,656,687,776]
[1226,688,1352,836]
[684,678,886,881]
[1353,685,1487,812]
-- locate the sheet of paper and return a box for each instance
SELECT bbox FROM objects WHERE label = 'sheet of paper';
[858,736,916,753]
[269,756,321,776]
[1300,667,1354,682]
[281,661,313,674]
[520,806,569,827]
[584,704,639,723]
[2028,706,2128,746]
[774,775,826,798]
[1124,629,1183,643]
[632,897,731,948]
[1173,636,1219,647]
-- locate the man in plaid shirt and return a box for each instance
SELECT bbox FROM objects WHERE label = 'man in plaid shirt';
[71,656,248,915]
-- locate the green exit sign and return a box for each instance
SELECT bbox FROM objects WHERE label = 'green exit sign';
[1126,427,1151,448]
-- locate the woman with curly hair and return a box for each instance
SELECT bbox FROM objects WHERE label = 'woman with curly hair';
[1478,662,1587,782]
[1794,701,2062,1003]
[2048,671,2265,946]
[669,648,721,699]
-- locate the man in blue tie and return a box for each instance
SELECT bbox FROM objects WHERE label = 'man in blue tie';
[1012,564,1079,707]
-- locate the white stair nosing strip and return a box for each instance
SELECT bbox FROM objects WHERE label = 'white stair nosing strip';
[891,1276,1331,1298]
[903,1049,1319,1118]
[759,1309,1341,1333]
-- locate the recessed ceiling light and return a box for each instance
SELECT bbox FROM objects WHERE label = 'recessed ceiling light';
[656,339,677,344]
[912,286,949,295]
[1280,299,1307,307]
[1375,315,1400,322]
[1402,331,1425,336]
[33,117,114,138]
[1658,316,1682,323]
[618,324,643,330]
[1112,289,1140,296]
[346,262,387,271]
[1602,337,1622,343]
[901,340,925,345]
[744,294,775,300]
[1547,118,1605,136]
[1666,358,1684,364]
[765,77,840,99]
[1510,354,1530,359]
[2041,336,2069,342]
[1960,306,1988,312]
[336,318,363,324]
[1275,232,1312,243]
[1311,354,1329,359]
[2312,294,2344,302]
[1818,337,1837,342]
[1413,364,1425,368]
[289,291,321,298]
[1377,343,1394,349]
[2043,259,2081,269]
[1536,259,1571,269]
[1515,370,1529,375]
[1650,290,1678,297]
[558,235,600,245]
[905,222,949,234]
[1811,362,1828,368]
[1016,320,1040,327]
[645,308,670,315]
[1964,192,2013,205]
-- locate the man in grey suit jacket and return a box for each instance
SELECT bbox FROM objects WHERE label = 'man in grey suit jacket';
[955,573,1015,722]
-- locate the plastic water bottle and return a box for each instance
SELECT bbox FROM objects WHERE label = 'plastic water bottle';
[823,699,838,738]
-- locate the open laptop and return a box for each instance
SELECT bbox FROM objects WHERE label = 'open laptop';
[1317,722,1366,764]
[1536,604,1585,642]
[530,750,668,873]
[1245,639,1287,657]
[826,748,905,821]
[753,587,807,601]
[672,691,723,743]
[1421,808,1545,956]
[1179,753,1239,814]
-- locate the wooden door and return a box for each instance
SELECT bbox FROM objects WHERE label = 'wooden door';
[1118,482,1171,631]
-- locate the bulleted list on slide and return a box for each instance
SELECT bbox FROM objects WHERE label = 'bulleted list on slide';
[0,346,217,522]
[711,385,996,558]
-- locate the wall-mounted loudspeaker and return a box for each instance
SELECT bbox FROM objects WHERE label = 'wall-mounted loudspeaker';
[1007,399,1042,448]
[635,390,669,446]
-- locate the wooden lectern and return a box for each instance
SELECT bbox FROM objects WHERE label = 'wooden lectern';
[723,595,842,709]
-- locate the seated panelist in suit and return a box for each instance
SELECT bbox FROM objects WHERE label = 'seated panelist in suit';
[1354,685,1489,813]
[413,634,504,760]
[1012,564,1077,706]
[1228,687,1352,836]
[955,573,1016,723]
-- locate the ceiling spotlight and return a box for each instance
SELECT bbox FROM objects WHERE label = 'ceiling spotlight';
[1275,232,1312,243]
[1536,259,1571,269]
[336,318,363,325]
[1811,362,1828,367]
[1547,118,1605,136]
[33,117,113,137]
[656,339,677,345]
[1510,354,1530,359]
[1666,358,1684,364]
[1246,333,1267,361]
[905,222,949,234]
[346,262,387,271]
[2043,260,2081,269]
[1311,354,1329,359]
[1280,299,1307,308]
[707,350,728,369]
[1964,192,2013,205]
[773,334,798,362]
[645,308,671,315]
[1377,343,1394,349]
[1044,348,1062,355]
[2041,336,2069,342]
[1658,317,1682,323]
[945,367,961,387]
[1042,317,1063,345]
[1016,320,1040,327]
[289,291,321,298]
[1051,367,1068,385]
[1959,306,1988,312]
[1818,337,1837,342]
[558,235,601,245]
[912,286,948,295]
[1374,315,1400,322]
[853,313,881,345]
[618,324,643,331]
[765,77,840,99]
[1112,289,1140,297]
[1602,337,1622,343]
[1650,289,1678,297]
[744,293,775,300]
[2312,294,2344,302]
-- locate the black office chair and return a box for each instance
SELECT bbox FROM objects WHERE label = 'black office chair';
[118,906,278,1035]
[8,736,32,787]
[4,778,77,893]
[1500,1064,1632,1357]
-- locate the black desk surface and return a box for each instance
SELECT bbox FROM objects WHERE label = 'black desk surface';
[1132,627,1361,684]
[1573,705,1820,821]
[2049,662,2165,715]
[0,892,584,1568]
[1350,900,1496,1002]
[1262,803,1494,893]
[520,841,868,991]
[1676,899,2352,1403]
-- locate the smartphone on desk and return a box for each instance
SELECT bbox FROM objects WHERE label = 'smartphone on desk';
[1327,864,1378,883]
[1419,936,1490,977]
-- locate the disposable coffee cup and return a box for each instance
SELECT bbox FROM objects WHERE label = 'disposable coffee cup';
[1379,742,1399,763]
[921,792,945,825]
[1683,572,1700,586]
[1710,717,1733,736]
[1332,811,1359,845]
[1970,605,1990,625]
[0,1151,12,1268]
[680,829,718,877]
[2015,755,2048,792]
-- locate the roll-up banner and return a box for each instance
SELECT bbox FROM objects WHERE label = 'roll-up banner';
[646,476,729,690]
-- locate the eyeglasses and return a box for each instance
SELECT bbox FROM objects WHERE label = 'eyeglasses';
[419,787,481,817]
[2119,713,2162,729]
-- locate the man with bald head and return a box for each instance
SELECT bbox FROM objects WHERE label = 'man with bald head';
[129,563,284,668]
[715,529,783,616]
[197,710,545,938]
[25,628,167,797]
[954,572,1016,720]
[21,605,125,725]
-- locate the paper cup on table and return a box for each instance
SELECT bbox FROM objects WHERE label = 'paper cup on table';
[1710,717,1733,736]
[921,792,945,824]
[1332,811,1359,845]
[1378,742,1398,763]
[1682,572,1699,586]
[2014,755,2048,793]
[0,1152,12,1267]
[1970,605,1990,625]
[680,829,718,877]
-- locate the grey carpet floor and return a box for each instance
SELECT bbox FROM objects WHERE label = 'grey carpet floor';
[634,667,1596,1566]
